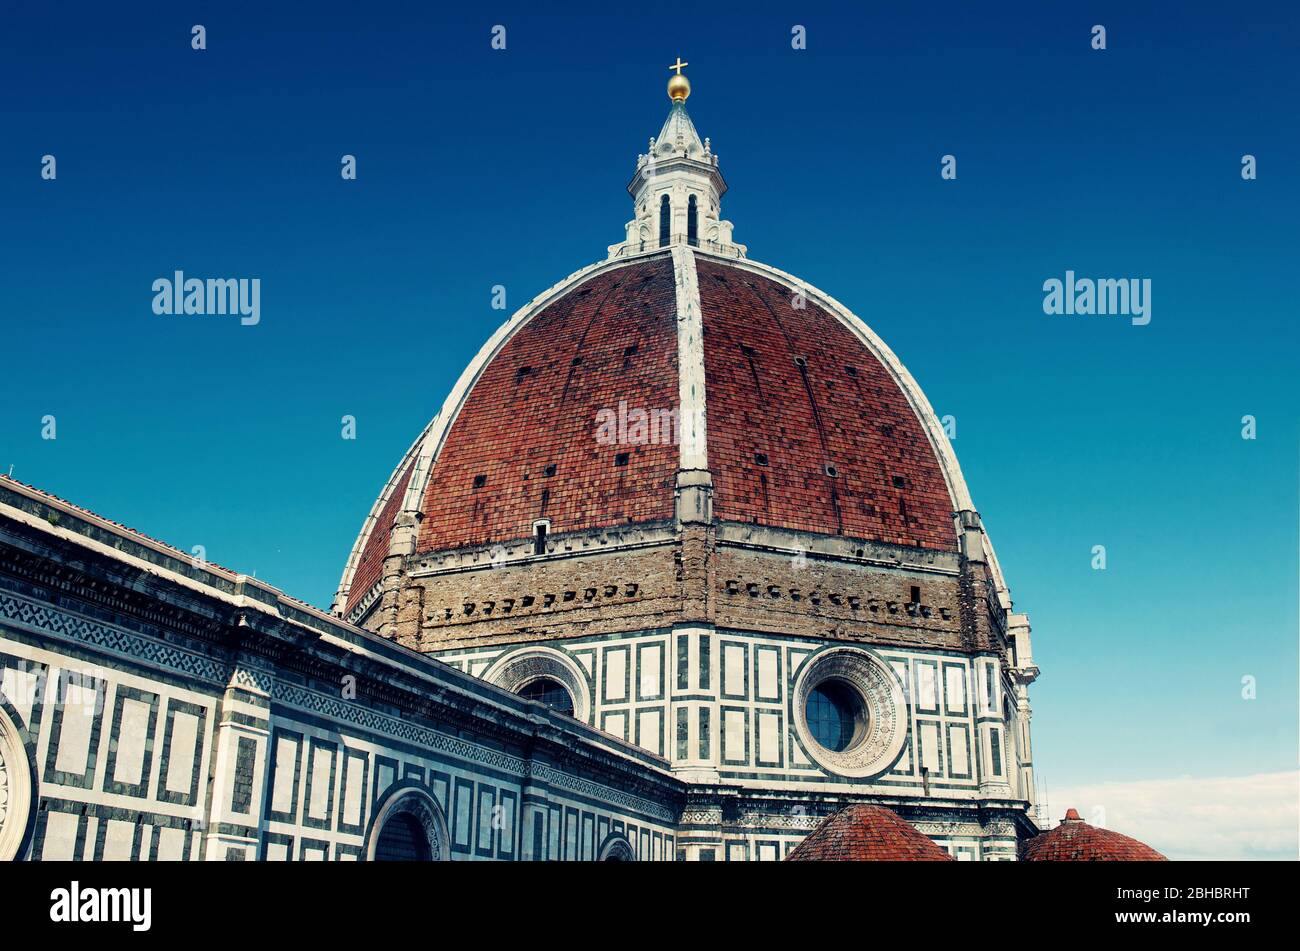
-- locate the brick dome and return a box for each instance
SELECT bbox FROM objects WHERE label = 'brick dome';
[786,804,953,861]
[332,83,1004,627]
[1020,809,1168,861]
[334,249,971,620]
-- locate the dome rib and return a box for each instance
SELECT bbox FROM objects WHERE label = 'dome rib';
[333,419,431,617]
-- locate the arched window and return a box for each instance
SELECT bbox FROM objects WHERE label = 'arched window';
[658,194,671,247]
[532,518,550,556]
[375,813,432,861]
[518,677,575,717]
[365,785,451,862]
[484,646,592,722]
[597,832,636,861]
[687,195,698,247]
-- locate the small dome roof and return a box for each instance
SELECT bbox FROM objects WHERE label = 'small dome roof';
[786,804,953,861]
[1021,808,1167,861]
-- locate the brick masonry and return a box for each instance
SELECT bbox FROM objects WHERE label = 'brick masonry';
[696,258,958,551]
[415,256,680,554]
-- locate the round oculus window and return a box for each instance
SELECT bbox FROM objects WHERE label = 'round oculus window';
[792,647,907,778]
[805,681,864,753]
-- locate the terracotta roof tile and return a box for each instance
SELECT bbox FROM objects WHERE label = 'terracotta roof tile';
[786,804,953,861]
[697,261,956,548]
[1021,809,1167,861]
[416,257,679,552]
[348,253,961,573]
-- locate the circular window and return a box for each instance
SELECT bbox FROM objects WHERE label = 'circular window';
[792,647,906,778]
[805,681,864,752]
[0,705,35,861]
[518,677,575,717]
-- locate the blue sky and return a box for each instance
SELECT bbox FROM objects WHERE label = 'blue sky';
[2,1,1296,843]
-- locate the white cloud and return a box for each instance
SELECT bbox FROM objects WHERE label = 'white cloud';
[1042,771,1299,860]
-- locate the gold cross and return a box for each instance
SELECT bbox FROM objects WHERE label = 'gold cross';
[668,57,688,75]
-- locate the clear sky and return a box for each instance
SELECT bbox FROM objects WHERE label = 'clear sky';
[2,1,1296,855]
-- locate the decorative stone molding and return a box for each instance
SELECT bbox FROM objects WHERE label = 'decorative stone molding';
[422,580,645,629]
[735,809,821,832]
[408,523,676,577]
[597,831,636,861]
[791,647,908,779]
[678,807,723,826]
[716,521,961,575]
[528,763,675,824]
[0,592,228,686]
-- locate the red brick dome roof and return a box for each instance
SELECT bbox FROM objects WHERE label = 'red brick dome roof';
[335,250,970,619]
[786,804,953,861]
[1021,809,1167,861]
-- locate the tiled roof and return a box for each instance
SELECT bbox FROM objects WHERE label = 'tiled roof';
[416,256,680,552]
[785,804,953,861]
[697,260,957,549]
[1021,809,1167,861]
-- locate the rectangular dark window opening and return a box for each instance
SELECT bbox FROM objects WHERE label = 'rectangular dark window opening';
[472,474,487,489]
[614,452,630,467]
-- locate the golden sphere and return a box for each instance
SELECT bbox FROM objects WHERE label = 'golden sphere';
[667,73,691,102]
